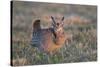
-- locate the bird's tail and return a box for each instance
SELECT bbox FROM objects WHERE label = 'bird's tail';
[33,19,41,31]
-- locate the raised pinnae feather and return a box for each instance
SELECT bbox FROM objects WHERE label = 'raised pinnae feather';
[33,19,41,31]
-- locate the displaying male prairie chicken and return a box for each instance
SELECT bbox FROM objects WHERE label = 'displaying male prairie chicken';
[31,16,66,53]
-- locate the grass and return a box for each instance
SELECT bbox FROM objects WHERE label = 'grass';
[11,1,97,66]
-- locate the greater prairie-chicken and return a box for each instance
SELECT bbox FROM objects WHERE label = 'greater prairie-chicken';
[31,16,66,53]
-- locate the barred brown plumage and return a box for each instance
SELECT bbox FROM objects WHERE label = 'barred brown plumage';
[31,16,66,53]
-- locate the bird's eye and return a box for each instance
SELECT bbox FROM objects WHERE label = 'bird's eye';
[57,23,59,26]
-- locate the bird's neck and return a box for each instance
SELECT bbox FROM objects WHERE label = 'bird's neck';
[54,29,66,45]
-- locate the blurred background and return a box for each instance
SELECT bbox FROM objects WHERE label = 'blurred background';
[12,1,97,66]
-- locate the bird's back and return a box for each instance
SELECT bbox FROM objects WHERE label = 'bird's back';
[31,28,55,51]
